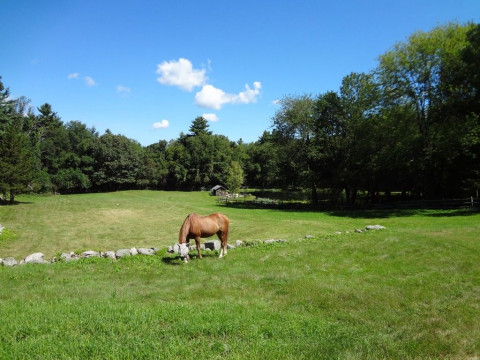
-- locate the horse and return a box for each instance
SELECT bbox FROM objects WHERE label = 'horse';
[177,213,229,262]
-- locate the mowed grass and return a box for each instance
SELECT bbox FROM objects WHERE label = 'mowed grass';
[0,191,479,359]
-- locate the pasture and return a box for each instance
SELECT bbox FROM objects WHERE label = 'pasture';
[0,191,479,359]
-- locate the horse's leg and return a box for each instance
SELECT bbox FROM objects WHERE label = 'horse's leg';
[195,236,202,259]
[218,231,227,258]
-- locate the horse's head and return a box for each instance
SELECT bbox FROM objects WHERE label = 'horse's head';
[177,243,189,260]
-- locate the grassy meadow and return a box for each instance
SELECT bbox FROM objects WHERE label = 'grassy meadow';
[0,191,479,359]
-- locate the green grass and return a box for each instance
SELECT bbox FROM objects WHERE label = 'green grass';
[1,191,479,359]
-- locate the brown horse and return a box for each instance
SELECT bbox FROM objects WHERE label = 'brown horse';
[178,213,229,262]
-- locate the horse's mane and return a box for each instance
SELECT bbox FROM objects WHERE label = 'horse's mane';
[178,213,193,244]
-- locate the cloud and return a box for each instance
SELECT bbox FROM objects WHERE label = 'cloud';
[85,76,97,86]
[194,85,229,110]
[117,85,131,95]
[156,58,206,92]
[195,82,262,110]
[202,113,219,122]
[68,73,80,80]
[236,81,262,104]
[152,120,169,129]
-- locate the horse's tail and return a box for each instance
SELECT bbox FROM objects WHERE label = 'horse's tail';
[223,214,230,243]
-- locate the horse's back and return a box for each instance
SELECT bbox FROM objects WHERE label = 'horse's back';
[189,212,229,233]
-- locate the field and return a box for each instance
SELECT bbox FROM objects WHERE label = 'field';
[0,191,479,359]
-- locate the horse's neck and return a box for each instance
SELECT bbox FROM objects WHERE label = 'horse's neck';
[179,220,190,243]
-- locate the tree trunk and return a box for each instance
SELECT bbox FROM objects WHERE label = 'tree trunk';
[311,181,318,205]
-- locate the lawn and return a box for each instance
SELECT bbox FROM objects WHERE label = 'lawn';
[0,191,479,359]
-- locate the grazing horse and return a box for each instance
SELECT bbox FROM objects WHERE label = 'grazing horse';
[178,213,229,262]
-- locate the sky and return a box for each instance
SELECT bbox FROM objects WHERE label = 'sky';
[1,0,479,146]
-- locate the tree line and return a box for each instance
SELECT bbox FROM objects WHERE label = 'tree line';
[1,22,479,205]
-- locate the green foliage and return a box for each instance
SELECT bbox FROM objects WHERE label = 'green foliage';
[226,161,244,194]
[1,22,480,199]
[0,87,36,203]
[189,116,212,136]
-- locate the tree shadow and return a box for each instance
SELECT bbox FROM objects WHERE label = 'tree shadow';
[218,199,479,218]
[327,207,479,219]
[0,200,34,206]
[425,209,480,217]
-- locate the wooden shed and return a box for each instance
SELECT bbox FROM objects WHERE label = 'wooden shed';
[210,185,228,196]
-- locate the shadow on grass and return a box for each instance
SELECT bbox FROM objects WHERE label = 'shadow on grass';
[161,251,220,265]
[218,200,479,218]
[0,201,34,206]
[326,208,479,219]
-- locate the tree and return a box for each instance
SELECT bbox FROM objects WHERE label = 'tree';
[311,92,345,204]
[144,140,169,188]
[92,131,143,191]
[0,79,35,203]
[272,94,318,201]
[244,132,280,188]
[377,22,475,197]
[0,121,36,203]
[339,72,382,203]
[189,116,212,136]
[226,161,244,195]
[57,121,98,192]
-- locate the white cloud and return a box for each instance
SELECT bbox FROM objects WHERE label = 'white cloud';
[85,76,97,86]
[202,113,219,122]
[152,120,169,129]
[117,85,131,95]
[195,85,229,110]
[236,81,262,104]
[195,82,262,110]
[156,58,206,92]
[68,73,80,80]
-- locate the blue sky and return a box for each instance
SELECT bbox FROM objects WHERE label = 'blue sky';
[1,0,479,146]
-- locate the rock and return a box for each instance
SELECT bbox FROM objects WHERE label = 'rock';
[305,235,314,239]
[226,244,235,249]
[204,240,221,251]
[264,239,276,244]
[335,232,342,235]
[167,245,175,253]
[355,229,363,233]
[235,240,244,247]
[24,252,49,264]
[104,251,116,259]
[151,247,160,254]
[0,224,4,234]
[115,249,131,258]
[366,225,386,230]
[81,250,101,258]
[60,253,79,262]
[137,248,155,256]
[173,244,180,253]
[2,257,17,266]
[0,258,2,265]
[130,247,138,256]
